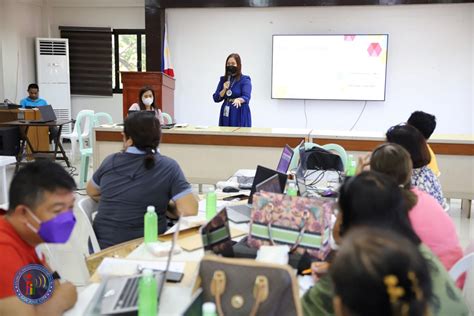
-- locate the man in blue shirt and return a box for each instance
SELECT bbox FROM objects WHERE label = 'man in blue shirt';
[20,83,48,107]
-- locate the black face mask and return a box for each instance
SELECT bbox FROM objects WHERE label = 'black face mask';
[226,65,238,75]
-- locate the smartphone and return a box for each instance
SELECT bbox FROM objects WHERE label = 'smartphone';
[223,194,249,201]
[165,271,184,283]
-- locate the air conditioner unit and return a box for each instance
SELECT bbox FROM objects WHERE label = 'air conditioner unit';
[35,38,72,134]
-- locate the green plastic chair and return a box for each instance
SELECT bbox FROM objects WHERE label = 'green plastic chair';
[76,111,96,189]
[162,112,173,124]
[321,143,348,172]
[93,112,113,126]
[288,142,322,173]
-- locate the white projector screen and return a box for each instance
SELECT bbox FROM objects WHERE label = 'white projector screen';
[272,34,388,101]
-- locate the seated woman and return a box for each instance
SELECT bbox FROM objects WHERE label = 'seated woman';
[370,143,463,272]
[128,86,164,125]
[301,172,468,316]
[331,228,432,316]
[86,112,198,249]
[386,124,446,208]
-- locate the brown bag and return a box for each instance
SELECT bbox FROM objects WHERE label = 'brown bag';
[198,255,302,316]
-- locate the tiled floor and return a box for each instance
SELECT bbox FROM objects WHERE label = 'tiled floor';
[2,154,473,312]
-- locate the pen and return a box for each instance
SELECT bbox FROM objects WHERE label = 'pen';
[302,268,312,275]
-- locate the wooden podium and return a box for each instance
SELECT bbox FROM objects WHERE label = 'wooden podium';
[121,72,175,119]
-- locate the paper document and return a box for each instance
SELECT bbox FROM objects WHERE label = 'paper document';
[97,257,185,277]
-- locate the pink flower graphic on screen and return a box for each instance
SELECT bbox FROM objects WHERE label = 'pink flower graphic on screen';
[367,43,382,57]
[344,35,356,41]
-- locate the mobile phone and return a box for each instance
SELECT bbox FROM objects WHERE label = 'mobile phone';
[165,271,184,283]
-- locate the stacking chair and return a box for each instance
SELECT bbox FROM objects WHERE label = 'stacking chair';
[76,111,96,189]
[60,110,94,162]
[94,112,113,126]
[76,196,101,255]
[162,112,173,124]
[321,143,348,172]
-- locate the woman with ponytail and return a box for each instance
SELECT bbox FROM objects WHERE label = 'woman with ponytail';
[86,112,198,249]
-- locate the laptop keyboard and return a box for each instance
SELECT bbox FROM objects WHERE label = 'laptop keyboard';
[114,276,139,310]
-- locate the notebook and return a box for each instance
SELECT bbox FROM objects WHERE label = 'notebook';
[29,105,56,123]
[276,144,294,173]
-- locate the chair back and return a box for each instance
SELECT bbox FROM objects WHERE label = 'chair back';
[288,142,321,172]
[76,111,96,151]
[321,143,348,171]
[94,112,113,126]
[162,112,173,124]
[449,242,474,297]
[76,197,101,254]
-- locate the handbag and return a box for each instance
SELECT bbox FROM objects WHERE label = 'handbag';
[247,191,333,260]
[198,255,302,316]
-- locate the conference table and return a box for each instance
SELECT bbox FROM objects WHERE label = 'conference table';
[93,125,473,216]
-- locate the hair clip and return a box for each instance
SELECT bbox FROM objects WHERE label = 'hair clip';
[408,271,423,301]
[384,275,405,303]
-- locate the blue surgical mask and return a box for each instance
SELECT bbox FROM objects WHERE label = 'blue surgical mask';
[26,209,76,244]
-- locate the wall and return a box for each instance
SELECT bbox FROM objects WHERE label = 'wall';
[167,4,473,134]
[49,1,144,122]
[0,0,47,102]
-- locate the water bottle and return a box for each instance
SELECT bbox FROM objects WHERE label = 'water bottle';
[206,187,217,220]
[287,179,298,197]
[202,302,217,316]
[346,155,357,177]
[144,205,158,243]
[138,269,158,316]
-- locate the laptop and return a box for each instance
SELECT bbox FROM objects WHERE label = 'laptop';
[227,166,287,223]
[276,144,294,174]
[296,141,308,197]
[29,105,56,123]
[84,220,181,315]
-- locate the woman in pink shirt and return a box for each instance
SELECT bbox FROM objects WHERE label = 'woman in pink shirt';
[369,143,463,273]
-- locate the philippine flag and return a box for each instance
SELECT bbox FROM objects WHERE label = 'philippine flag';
[162,24,174,78]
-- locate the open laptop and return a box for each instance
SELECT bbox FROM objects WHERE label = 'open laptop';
[84,220,181,315]
[29,105,56,123]
[276,144,294,174]
[227,166,287,223]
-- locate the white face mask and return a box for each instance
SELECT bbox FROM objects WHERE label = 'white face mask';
[142,97,154,107]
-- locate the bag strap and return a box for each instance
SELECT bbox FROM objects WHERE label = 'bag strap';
[210,271,269,316]
[267,210,309,253]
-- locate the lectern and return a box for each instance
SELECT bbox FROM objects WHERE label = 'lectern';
[121,72,175,119]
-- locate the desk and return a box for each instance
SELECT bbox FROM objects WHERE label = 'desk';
[94,125,312,184]
[0,109,49,156]
[0,156,15,205]
[0,120,73,170]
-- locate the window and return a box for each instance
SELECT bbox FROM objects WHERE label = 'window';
[60,26,113,96]
[113,30,146,93]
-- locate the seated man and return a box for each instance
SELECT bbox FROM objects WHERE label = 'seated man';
[407,111,440,177]
[0,160,78,314]
[20,84,48,108]
[86,111,198,249]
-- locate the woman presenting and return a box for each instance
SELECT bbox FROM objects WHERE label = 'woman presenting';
[213,53,252,127]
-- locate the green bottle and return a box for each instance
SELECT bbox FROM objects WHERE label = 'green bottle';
[287,179,298,197]
[138,269,158,316]
[202,302,218,316]
[144,205,158,243]
[206,187,217,220]
[346,154,357,177]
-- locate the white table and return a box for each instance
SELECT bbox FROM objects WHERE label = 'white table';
[0,156,15,205]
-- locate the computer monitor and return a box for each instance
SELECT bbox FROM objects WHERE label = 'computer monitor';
[276,144,294,174]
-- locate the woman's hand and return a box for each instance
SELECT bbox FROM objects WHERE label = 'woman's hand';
[311,261,330,282]
[355,153,371,175]
[232,98,244,108]
[223,81,230,90]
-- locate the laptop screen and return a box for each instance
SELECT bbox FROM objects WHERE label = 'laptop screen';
[276,145,294,174]
[38,105,57,121]
[255,174,283,194]
[248,165,288,204]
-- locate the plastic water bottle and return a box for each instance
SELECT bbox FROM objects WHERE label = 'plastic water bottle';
[202,302,217,316]
[287,179,298,197]
[346,155,357,177]
[138,269,157,316]
[144,206,158,243]
[206,187,217,220]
